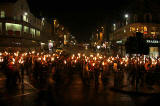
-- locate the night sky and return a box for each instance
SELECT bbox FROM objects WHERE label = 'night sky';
[27,0,159,42]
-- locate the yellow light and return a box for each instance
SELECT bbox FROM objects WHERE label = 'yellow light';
[43,56,46,61]
[97,53,99,57]
[32,51,35,54]
[0,57,3,62]
[140,61,142,64]
[102,62,104,65]
[38,58,41,61]
[90,55,93,57]
[99,56,103,59]
[14,53,18,56]
[64,60,67,64]
[13,58,15,62]
[51,57,54,61]
[54,20,56,25]
[5,51,8,55]
[25,53,27,56]
[19,59,24,64]
[78,53,81,56]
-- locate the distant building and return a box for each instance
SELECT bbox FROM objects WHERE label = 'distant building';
[91,25,106,47]
[53,19,71,46]
[0,0,53,50]
[109,0,160,57]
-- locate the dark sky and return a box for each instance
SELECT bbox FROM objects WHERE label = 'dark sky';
[27,0,130,42]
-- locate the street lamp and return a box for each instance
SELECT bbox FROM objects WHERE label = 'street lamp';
[113,24,116,31]
[54,19,56,25]
[125,14,128,18]
[41,17,45,27]
[125,14,129,25]
[24,12,28,16]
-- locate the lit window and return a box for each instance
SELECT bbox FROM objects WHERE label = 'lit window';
[6,23,22,35]
[144,26,147,32]
[36,30,40,37]
[24,26,29,33]
[62,27,64,31]
[30,28,35,38]
[1,11,5,18]
[151,32,156,35]
[23,15,28,22]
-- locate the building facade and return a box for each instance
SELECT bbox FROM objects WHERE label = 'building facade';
[0,0,53,51]
[109,0,160,57]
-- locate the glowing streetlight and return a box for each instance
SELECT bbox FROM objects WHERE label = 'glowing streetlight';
[125,14,128,18]
[24,12,28,16]
[125,14,129,25]
[113,24,116,31]
[54,19,56,25]
[97,45,100,49]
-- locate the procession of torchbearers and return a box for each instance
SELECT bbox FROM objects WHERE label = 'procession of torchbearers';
[0,50,160,89]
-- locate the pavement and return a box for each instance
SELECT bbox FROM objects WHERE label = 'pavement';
[0,72,37,99]
[110,72,160,96]
[0,71,160,106]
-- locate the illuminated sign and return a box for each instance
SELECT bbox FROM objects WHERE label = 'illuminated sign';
[146,40,160,44]
[144,31,147,34]
[116,40,122,44]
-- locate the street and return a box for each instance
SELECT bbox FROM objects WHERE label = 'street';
[0,70,159,106]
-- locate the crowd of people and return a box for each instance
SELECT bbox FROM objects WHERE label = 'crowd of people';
[0,51,160,90]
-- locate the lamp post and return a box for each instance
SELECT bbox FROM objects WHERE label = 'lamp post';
[113,24,116,31]
[113,24,116,41]
[125,14,129,25]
